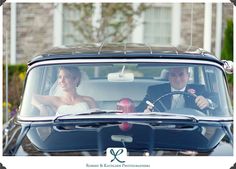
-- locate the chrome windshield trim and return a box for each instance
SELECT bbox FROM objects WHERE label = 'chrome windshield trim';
[18,114,233,122]
[27,58,224,73]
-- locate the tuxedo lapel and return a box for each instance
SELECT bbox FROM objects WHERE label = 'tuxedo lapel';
[161,83,172,110]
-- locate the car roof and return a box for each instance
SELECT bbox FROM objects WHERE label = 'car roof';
[28,43,223,65]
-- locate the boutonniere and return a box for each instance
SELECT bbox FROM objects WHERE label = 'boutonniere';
[187,88,197,97]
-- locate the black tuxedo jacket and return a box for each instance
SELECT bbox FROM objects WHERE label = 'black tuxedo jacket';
[136,83,208,112]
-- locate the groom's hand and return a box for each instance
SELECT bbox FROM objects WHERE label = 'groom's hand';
[195,96,209,110]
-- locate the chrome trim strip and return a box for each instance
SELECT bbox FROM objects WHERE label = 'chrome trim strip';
[27,58,224,73]
[18,114,233,122]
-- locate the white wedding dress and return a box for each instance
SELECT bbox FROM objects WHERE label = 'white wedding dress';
[56,102,89,116]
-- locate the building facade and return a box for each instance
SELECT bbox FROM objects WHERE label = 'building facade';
[3,3,233,63]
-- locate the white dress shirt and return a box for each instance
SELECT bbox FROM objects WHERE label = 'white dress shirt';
[171,86,186,109]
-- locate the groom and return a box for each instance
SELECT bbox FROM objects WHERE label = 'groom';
[136,67,215,112]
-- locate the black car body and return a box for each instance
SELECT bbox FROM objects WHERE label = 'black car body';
[3,43,233,156]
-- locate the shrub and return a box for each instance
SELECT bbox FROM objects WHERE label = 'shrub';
[2,64,27,123]
[221,19,233,102]
[221,19,233,85]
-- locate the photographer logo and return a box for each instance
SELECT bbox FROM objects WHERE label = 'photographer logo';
[106,148,126,163]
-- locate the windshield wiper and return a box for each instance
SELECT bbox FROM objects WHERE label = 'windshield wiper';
[141,112,233,123]
[53,109,123,122]
[135,112,200,122]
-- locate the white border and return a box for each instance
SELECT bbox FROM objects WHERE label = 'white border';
[0,1,235,169]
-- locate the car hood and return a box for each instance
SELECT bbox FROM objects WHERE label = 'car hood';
[25,121,230,154]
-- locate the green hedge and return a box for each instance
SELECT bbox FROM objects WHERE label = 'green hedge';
[2,64,27,123]
[221,19,233,85]
[221,19,233,102]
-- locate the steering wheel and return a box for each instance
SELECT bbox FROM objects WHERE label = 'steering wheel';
[152,91,195,111]
[151,91,207,116]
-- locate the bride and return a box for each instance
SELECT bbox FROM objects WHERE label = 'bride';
[32,66,97,116]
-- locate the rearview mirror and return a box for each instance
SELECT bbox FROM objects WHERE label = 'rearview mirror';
[107,72,134,82]
[222,60,233,74]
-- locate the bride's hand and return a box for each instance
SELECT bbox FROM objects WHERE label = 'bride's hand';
[37,104,49,116]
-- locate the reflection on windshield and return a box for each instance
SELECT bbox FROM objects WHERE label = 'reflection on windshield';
[20,63,232,118]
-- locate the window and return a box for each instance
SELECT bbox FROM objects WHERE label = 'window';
[143,5,172,45]
[61,4,180,45]
[62,4,87,45]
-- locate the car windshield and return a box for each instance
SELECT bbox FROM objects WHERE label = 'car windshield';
[20,61,232,118]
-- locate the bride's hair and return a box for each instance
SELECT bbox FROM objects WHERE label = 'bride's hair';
[58,66,81,86]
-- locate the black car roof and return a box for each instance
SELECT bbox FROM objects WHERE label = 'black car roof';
[28,43,223,65]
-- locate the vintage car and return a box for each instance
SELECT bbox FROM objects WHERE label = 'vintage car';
[3,43,233,156]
